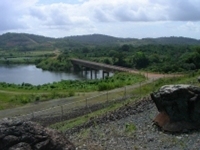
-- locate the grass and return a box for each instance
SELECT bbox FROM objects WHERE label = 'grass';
[125,123,137,134]
[0,50,56,65]
[0,72,145,110]
[0,91,71,110]
[133,73,200,97]
[0,93,24,108]
[0,50,55,58]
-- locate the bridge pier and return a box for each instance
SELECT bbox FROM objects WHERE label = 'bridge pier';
[95,70,98,79]
[83,68,99,79]
[84,67,88,77]
[91,69,99,79]
[90,70,93,79]
[103,71,109,79]
[71,59,118,79]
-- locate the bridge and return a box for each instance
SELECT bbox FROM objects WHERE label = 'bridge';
[70,58,178,79]
[71,58,136,79]
[71,58,136,72]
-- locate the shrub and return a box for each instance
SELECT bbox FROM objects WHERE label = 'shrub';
[68,90,75,97]
[98,82,114,91]
[35,96,40,101]
[20,97,30,104]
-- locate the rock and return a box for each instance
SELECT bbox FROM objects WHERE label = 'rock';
[0,118,75,150]
[151,84,200,132]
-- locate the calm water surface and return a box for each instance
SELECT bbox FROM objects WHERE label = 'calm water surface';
[0,65,112,85]
[0,65,85,85]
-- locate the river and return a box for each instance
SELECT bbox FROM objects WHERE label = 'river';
[0,64,111,85]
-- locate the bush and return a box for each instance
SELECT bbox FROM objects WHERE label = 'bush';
[20,97,30,104]
[98,82,114,91]
[35,96,40,101]
[68,90,75,97]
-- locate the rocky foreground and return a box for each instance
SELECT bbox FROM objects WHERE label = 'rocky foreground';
[1,84,200,150]
[68,99,200,150]
[0,118,75,150]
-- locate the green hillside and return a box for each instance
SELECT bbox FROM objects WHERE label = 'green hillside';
[0,33,200,51]
[0,33,55,51]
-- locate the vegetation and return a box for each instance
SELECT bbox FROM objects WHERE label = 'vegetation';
[75,44,200,73]
[125,123,137,134]
[1,33,200,73]
[35,56,72,71]
[0,72,145,110]
[1,32,200,110]
[0,32,55,51]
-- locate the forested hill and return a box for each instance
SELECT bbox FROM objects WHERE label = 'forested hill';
[63,34,122,45]
[0,33,55,51]
[61,34,200,46]
[150,37,200,45]
[0,32,200,51]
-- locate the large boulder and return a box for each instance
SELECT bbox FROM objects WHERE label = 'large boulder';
[151,84,200,132]
[0,118,75,150]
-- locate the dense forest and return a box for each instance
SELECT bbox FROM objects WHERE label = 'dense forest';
[0,32,200,73]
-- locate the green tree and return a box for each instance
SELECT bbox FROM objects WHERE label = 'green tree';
[120,44,130,52]
[133,52,149,69]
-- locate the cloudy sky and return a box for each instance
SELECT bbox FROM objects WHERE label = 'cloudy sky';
[0,0,200,39]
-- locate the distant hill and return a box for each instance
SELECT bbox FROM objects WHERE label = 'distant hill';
[0,33,200,51]
[145,36,200,45]
[0,33,55,50]
[61,34,200,46]
[63,34,120,45]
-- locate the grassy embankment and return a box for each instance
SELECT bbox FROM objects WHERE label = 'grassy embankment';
[0,50,55,64]
[50,71,200,132]
[0,72,145,110]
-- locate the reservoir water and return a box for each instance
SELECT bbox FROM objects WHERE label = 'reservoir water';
[0,65,112,85]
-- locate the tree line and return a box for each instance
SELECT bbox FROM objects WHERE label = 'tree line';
[63,44,200,73]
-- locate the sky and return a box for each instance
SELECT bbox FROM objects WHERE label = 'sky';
[0,0,200,39]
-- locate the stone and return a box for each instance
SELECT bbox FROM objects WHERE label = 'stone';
[151,84,200,132]
[0,118,75,150]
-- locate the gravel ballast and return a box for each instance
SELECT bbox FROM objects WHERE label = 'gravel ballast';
[68,99,200,150]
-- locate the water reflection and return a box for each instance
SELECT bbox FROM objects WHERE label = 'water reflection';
[0,64,113,85]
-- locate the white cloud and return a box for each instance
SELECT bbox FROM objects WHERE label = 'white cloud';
[0,0,200,38]
[179,22,200,32]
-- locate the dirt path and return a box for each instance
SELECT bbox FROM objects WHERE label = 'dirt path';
[130,70,181,80]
